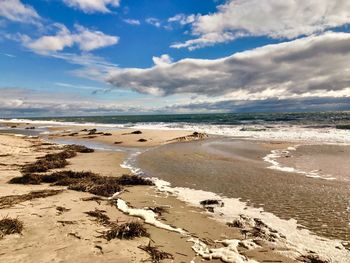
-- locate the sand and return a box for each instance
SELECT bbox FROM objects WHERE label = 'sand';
[0,131,298,263]
[47,125,195,147]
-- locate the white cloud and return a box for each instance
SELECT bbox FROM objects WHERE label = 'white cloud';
[0,0,40,24]
[22,24,119,54]
[107,32,350,99]
[123,19,140,26]
[152,54,173,66]
[174,0,350,49]
[74,25,119,51]
[168,14,196,25]
[146,17,161,28]
[63,0,120,13]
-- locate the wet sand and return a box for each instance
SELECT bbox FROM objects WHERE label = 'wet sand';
[138,138,350,245]
[278,144,350,182]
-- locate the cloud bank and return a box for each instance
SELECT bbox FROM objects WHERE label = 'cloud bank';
[172,0,350,49]
[0,87,141,117]
[1,87,350,117]
[107,32,350,100]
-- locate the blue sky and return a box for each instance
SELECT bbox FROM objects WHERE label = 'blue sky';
[1,0,350,117]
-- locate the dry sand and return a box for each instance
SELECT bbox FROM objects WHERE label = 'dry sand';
[0,132,296,263]
[47,125,195,147]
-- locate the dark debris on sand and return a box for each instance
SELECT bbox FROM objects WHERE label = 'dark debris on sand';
[0,190,63,209]
[85,209,151,241]
[56,206,71,215]
[139,242,174,263]
[226,215,285,242]
[117,175,154,186]
[297,253,330,263]
[10,171,154,197]
[85,209,110,225]
[200,199,223,206]
[122,130,142,135]
[199,199,224,213]
[0,216,23,238]
[148,206,168,216]
[336,124,350,130]
[64,144,94,153]
[20,144,94,174]
[103,221,149,240]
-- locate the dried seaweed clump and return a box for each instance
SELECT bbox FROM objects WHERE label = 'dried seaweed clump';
[103,222,149,240]
[85,209,110,225]
[336,124,350,130]
[148,206,168,216]
[0,217,23,237]
[200,199,224,212]
[227,218,245,228]
[64,144,95,153]
[9,171,152,198]
[20,144,94,174]
[297,253,330,263]
[117,174,154,186]
[200,199,222,206]
[9,173,42,185]
[139,242,174,263]
[41,171,122,197]
[0,190,63,209]
[21,153,70,173]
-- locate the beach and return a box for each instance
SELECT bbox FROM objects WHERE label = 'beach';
[0,120,349,263]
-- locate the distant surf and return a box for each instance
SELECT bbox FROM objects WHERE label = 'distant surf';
[1,111,350,144]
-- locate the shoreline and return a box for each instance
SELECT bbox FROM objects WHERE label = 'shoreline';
[1,117,350,145]
[0,124,349,262]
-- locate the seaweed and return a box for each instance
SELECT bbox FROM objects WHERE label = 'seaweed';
[21,145,94,173]
[88,129,97,135]
[117,174,154,186]
[139,242,174,263]
[148,206,168,216]
[64,144,94,153]
[10,171,152,198]
[200,199,224,206]
[297,253,330,263]
[103,221,149,240]
[8,173,42,185]
[85,209,110,225]
[0,190,62,209]
[227,219,245,228]
[56,206,71,214]
[0,216,23,237]
[131,130,142,134]
[335,124,350,130]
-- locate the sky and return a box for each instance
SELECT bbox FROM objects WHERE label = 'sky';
[1,0,350,117]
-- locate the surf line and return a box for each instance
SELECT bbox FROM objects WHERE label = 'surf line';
[263,145,336,180]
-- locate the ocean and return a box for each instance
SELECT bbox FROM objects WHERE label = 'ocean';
[2,111,350,144]
[20,111,350,126]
